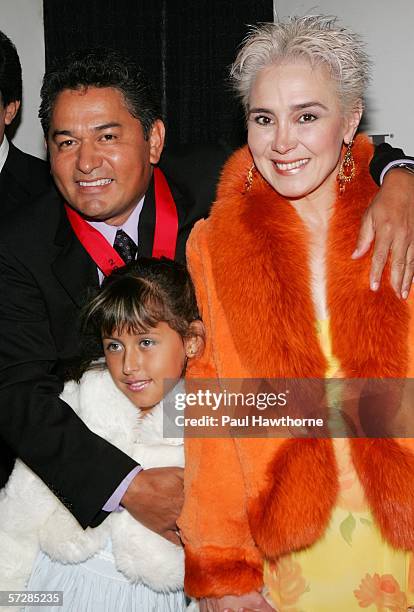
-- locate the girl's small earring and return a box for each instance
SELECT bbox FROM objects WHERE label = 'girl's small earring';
[337,139,355,194]
[243,163,256,193]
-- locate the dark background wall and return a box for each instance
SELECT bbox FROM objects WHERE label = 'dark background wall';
[43,0,273,148]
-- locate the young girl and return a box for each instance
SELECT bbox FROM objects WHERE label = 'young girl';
[0,257,204,612]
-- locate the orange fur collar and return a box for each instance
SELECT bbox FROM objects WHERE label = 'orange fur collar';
[207,134,408,379]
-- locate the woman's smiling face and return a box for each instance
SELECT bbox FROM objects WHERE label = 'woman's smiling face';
[247,60,361,204]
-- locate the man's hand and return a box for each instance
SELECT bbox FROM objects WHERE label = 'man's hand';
[121,466,184,545]
[199,591,276,612]
[352,168,414,299]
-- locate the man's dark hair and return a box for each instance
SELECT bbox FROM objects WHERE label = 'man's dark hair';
[0,31,22,107]
[39,48,162,138]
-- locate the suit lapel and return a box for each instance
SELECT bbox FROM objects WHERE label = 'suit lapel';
[0,145,26,214]
[138,175,156,257]
[3,143,30,191]
[4,143,25,176]
[0,166,7,201]
[52,204,98,307]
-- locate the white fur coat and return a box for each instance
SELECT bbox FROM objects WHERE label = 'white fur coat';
[0,368,184,594]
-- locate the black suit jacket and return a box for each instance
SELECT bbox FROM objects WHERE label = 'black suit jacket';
[369,142,414,184]
[0,142,52,216]
[0,146,228,528]
[0,143,53,478]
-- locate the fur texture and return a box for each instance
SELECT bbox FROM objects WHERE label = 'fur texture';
[180,134,414,597]
[185,545,263,598]
[0,368,184,592]
[248,439,338,557]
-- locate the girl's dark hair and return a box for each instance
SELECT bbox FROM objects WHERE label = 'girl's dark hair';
[73,257,200,380]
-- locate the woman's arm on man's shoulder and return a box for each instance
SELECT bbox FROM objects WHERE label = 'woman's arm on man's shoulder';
[356,143,414,299]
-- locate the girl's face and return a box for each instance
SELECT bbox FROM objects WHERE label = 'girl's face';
[102,321,194,409]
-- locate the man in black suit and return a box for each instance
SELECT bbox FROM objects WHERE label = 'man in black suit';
[0,48,230,539]
[0,30,53,482]
[0,47,414,538]
[0,31,51,215]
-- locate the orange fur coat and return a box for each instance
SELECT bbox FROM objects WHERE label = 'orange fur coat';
[178,135,414,598]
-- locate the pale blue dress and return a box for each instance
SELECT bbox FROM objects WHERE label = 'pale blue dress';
[24,538,186,612]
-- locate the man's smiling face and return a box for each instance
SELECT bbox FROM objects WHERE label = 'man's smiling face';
[48,86,165,226]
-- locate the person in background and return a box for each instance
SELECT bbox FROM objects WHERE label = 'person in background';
[0,29,52,491]
[179,15,414,611]
[0,30,51,217]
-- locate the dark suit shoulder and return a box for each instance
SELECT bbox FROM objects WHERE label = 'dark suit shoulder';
[159,143,231,218]
[0,144,53,218]
[1,188,63,249]
[153,145,231,262]
[5,143,51,194]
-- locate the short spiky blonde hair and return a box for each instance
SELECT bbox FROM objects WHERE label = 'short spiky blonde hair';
[231,15,371,113]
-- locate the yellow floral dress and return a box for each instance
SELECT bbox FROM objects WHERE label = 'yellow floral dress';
[263,319,414,612]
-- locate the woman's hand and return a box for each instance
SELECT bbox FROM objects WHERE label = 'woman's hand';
[199,591,276,611]
[352,167,414,299]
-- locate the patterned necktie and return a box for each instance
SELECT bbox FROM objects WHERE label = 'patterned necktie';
[113,229,137,264]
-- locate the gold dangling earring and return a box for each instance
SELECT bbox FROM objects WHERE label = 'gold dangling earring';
[337,140,355,194]
[243,163,256,193]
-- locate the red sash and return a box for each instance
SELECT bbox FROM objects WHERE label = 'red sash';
[64,167,178,277]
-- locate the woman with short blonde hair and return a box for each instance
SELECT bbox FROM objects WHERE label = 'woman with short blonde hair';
[179,16,414,611]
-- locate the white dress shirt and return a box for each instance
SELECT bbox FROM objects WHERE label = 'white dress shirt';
[87,195,144,284]
[0,136,10,175]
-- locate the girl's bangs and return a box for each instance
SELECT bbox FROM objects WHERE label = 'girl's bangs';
[99,291,168,337]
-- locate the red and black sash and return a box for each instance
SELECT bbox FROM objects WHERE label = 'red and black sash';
[64,167,178,277]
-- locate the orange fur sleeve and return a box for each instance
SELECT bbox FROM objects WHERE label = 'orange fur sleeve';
[178,222,263,597]
[179,437,263,598]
